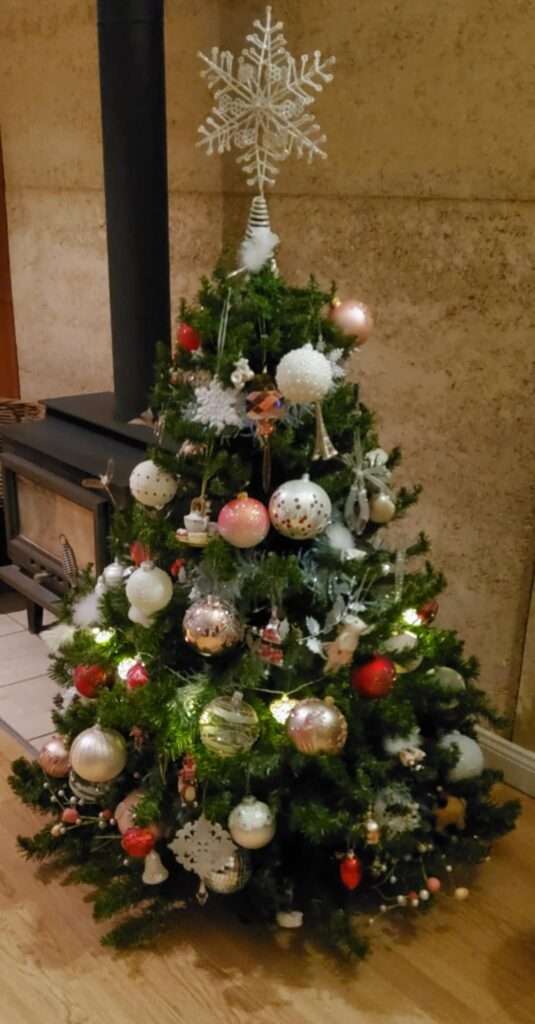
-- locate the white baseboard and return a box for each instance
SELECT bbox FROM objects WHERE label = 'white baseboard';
[477,726,535,797]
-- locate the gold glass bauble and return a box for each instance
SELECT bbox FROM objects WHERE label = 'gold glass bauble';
[204,849,251,894]
[183,595,242,656]
[199,692,259,757]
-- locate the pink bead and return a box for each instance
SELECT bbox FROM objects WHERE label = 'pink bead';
[427,877,442,894]
[61,807,80,824]
[329,299,374,344]
[217,494,270,549]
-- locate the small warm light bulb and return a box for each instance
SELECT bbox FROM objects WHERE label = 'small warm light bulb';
[402,608,422,627]
[92,628,115,644]
[117,656,138,680]
[270,695,297,724]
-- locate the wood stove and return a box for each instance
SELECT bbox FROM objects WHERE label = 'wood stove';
[0,0,171,631]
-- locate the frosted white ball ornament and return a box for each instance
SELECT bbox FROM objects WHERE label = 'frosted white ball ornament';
[126,561,173,627]
[439,730,484,781]
[129,459,178,509]
[275,343,333,404]
[228,796,276,849]
[70,723,127,783]
[269,474,331,540]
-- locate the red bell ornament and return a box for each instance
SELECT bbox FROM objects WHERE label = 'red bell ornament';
[352,656,397,698]
[126,662,149,690]
[121,827,156,858]
[73,664,109,699]
[339,851,363,890]
[176,322,201,352]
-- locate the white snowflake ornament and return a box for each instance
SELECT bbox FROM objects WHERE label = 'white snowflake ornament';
[169,814,238,902]
[197,6,335,192]
[192,378,244,433]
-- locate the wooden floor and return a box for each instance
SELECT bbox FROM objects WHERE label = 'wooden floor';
[1,728,534,1024]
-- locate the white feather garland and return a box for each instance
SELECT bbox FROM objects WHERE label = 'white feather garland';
[239,227,279,273]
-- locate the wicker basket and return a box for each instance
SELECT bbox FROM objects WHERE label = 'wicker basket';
[0,399,44,507]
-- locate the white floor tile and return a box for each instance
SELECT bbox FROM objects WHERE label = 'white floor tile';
[8,608,58,629]
[0,631,51,687]
[0,675,59,740]
[0,614,25,637]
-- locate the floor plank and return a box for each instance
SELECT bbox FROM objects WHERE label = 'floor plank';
[0,728,533,1024]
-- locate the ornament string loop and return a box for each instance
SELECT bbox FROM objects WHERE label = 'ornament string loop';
[342,440,392,534]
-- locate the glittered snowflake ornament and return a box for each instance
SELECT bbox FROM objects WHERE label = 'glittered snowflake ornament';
[197,6,335,193]
[169,814,238,903]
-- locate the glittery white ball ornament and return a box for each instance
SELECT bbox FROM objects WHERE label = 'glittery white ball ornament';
[70,724,127,783]
[126,561,173,627]
[228,796,275,849]
[439,730,484,781]
[325,521,354,552]
[275,343,333,403]
[129,459,178,509]
[269,474,331,540]
[204,849,251,894]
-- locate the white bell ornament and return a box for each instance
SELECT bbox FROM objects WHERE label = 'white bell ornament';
[142,850,169,885]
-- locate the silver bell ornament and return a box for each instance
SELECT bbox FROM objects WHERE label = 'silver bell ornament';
[204,848,251,894]
[142,850,169,885]
[269,474,331,540]
[69,723,127,783]
[228,796,275,849]
[183,595,242,656]
[129,459,178,509]
[102,557,127,589]
[199,691,259,757]
[286,696,347,755]
[126,561,173,627]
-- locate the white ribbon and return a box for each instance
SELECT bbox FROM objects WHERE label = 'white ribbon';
[343,442,392,534]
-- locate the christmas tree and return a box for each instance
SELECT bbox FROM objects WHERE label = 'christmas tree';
[10,8,519,958]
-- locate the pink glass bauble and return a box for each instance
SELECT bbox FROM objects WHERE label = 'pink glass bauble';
[329,299,374,344]
[218,493,270,549]
[37,735,70,778]
[286,697,347,755]
[427,877,442,894]
[114,789,161,838]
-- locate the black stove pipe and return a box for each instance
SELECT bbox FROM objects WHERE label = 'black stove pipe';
[97,0,170,421]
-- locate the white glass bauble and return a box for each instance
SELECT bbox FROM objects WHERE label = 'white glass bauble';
[228,796,275,849]
[269,474,331,540]
[129,459,178,509]
[439,731,484,781]
[432,666,466,692]
[383,728,423,756]
[126,561,173,616]
[369,493,396,524]
[275,343,333,403]
[383,631,423,671]
[199,692,259,757]
[102,558,126,589]
[325,521,354,551]
[70,724,127,783]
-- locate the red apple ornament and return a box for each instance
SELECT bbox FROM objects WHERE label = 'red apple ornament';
[217,493,270,549]
[351,656,397,698]
[176,322,201,352]
[73,664,109,699]
[121,827,156,858]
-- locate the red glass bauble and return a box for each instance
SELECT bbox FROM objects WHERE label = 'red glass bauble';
[418,599,439,625]
[121,827,156,858]
[351,656,397,698]
[126,663,149,690]
[130,540,151,566]
[176,322,201,352]
[217,493,270,549]
[73,664,109,699]
[339,852,363,890]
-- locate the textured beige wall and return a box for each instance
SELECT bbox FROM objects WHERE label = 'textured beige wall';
[1,1,534,720]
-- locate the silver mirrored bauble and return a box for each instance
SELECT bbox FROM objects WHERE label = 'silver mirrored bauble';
[70,724,127,783]
[286,697,347,755]
[269,474,331,540]
[183,595,242,656]
[199,692,259,757]
[228,796,275,849]
[204,848,251,894]
[129,459,178,509]
[68,769,117,803]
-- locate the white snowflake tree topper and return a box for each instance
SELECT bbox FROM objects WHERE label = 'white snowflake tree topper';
[197,6,335,193]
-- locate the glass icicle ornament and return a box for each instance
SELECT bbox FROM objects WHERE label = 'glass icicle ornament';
[199,691,259,757]
[275,343,337,461]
